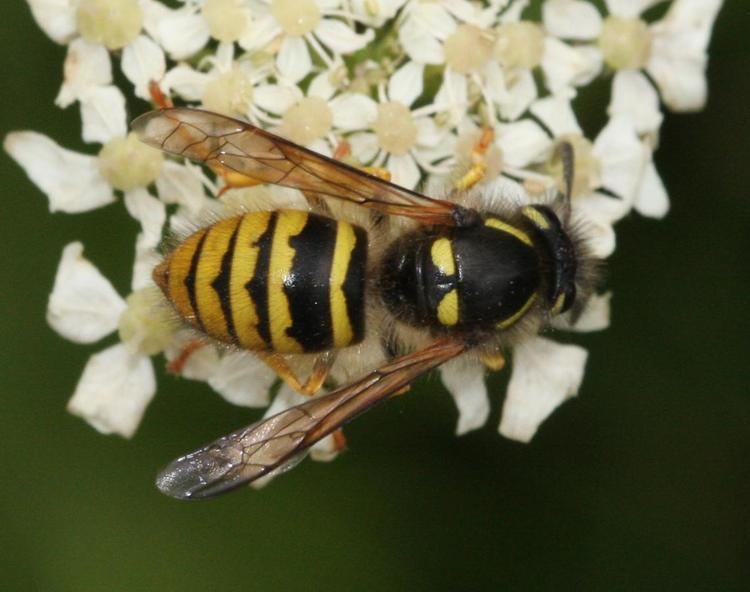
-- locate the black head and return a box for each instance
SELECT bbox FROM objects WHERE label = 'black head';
[520,204,578,315]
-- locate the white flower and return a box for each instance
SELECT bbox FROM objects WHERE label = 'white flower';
[239,0,374,83]
[340,62,456,189]
[441,293,611,441]
[544,0,725,120]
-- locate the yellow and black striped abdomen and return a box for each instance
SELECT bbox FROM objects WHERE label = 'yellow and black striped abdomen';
[154,210,368,354]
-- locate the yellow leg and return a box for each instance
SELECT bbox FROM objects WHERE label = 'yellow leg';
[362,167,392,182]
[454,128,494,191]
[479,351,506,372]
[257,350,336,396]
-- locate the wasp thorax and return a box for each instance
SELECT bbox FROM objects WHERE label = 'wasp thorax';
[379,218,542,334]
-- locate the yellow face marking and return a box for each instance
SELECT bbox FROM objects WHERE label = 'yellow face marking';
[230,212,271,350]
[484,217,533,246]
[268,210,308,353]
[549,293,567,316]
[521,206,550,230]
[195,217,242,343]
[496,292,538,330]
[329,221,357,348]
[436,289,459,326]
[430,237,456,276]
[167,228,208,324]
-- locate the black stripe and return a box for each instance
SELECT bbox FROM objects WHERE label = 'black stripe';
[342,225,368,344]
[211,219,240,344]
[185,230,208,333]
[285,214,336,352]
[245,212,277,349]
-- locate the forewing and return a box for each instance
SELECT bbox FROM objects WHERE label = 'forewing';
[156,339,467,499]
[132,108,460,224]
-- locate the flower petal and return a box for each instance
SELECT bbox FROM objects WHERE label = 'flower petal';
[47,242,126,343]
[388,61,424,107]
[3,131,114,213]
[254,84,301,116]
[131,232,161,292]
[542,0,603,40]
[330,93,378,131]
[162,64,210,101]
[155,160,211,215]
[497,119,553,168]
[605,0,663,18]
[593,116,646,203]
[124,188,166,248]
[207,351,277,407]
[529,94,582,137]
[387,153,421,189]
[143,2,210,60]
[542,37,602,93]
[552,291,612,332]
[634,159,669,218]
[314,18,374,54]
[608,70,663,134]
[55,39,113,108]
[398,14,445,64]
[440,358,490,435]
[26,0,76,44]
[277,36,312,84]
[68,344,156,438]
[499,337,587,443]
[79,85,127,144]
[121,35,167,101]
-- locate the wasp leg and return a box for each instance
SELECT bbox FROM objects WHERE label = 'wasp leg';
[148,80,174,109]
[258,350,337,396]
[167,339,207,375]
[454,128,495,191]
[479,351,506,372]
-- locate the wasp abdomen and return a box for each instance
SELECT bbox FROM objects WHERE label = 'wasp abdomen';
[154,210,367,354]
[379,216,540,333]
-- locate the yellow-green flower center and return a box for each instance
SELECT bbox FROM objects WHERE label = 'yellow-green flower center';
[495,21,545,70]
[98,133,164,191]
[598,16,652,70]
[374,102,417,155]
[444,24,494,74]
[118,289,175,356]
[202,69,254,117]
[282,97,333,145]
[202,0,251,43]
[271,0,321,37]
[76,0,143,51]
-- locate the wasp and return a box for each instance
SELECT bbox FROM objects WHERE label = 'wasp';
[132,107,599,499]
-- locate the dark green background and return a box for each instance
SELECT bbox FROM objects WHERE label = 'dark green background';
[1,2,747,591]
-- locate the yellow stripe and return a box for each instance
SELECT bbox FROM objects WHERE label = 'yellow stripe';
[430,238,455,276]
[521,206,550,230]
[329,221,356,347]
[195,217,241,342]
[167,228,207,324]
[230,212,271,350]
[485,217,533,246]
[436,289,459,326]
[496,293,538,329]
[268,210,308,353]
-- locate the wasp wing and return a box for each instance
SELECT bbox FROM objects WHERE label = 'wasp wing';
[132,107,461,225]
[156,339,467,499]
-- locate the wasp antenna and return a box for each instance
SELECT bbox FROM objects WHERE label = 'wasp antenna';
[559,142,574,201]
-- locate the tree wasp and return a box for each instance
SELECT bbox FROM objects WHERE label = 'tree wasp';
[132,107,600,499]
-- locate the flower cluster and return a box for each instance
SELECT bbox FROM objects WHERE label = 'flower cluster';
[6,0,723,463]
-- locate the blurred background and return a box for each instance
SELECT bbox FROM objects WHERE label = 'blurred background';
[1,2,747,591]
